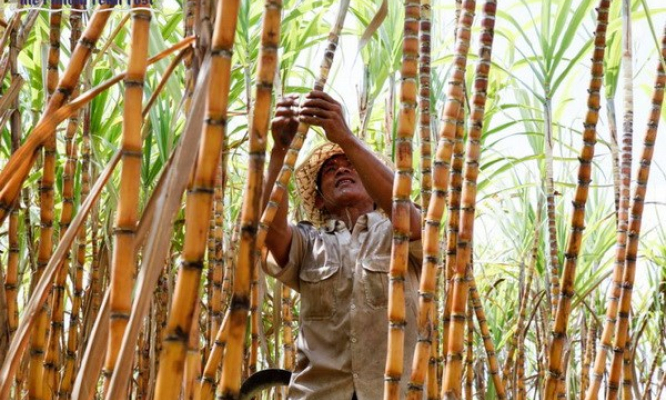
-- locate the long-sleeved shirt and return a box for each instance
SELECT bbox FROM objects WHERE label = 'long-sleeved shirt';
[264,211,423,399]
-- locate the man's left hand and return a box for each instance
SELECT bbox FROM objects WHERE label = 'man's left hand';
[298,90,353,146]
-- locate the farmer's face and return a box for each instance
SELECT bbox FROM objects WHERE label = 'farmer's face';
[316,155,372,211]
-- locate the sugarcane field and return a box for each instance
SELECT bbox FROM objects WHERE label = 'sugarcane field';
[0,0,665,398]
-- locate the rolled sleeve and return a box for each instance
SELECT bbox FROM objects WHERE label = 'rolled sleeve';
[263,222,312,291]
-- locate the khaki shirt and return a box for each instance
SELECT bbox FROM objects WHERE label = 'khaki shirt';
[264,211,423,400]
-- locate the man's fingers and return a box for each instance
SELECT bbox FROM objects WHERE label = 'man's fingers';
[298,115,326,127]
[273,107,297,118]
[299,107,332,119]
[306,90,335,103]
[301,98,338,111]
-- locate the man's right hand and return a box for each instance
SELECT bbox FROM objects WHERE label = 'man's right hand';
[271,95,300,152]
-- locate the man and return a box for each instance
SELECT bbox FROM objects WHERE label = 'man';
[263,90,423,399]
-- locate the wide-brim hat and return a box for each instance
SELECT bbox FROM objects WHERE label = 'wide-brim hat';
[294,142,345,225]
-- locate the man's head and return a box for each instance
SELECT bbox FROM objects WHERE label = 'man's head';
[313,154,373,217]
[295,143,374,225]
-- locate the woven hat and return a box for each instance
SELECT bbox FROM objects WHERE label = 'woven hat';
[294,142,345,225]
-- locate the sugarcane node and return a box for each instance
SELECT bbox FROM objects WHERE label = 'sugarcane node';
[188,186,215,195]
[131,12,152,22]
[211,48,233,58]
[181,260,204,271]
[109,312,130,321]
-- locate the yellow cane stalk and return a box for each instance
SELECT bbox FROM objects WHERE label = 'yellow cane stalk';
[410,1,475,395]
[218,0,283,395]
[603,24,666,400]
[153,0,242,395]
[419,0,433,216]
[102,5,152,391]
[384,2,419,398]
[545,1,611,397]
[464,296,474,400]
[442,1,498,398]
[586,0,633,397]
[33,1,64,395]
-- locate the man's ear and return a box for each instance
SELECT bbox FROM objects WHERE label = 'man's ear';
[314,192,324,211]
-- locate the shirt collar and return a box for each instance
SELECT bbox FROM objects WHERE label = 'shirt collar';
[322,210,384,233]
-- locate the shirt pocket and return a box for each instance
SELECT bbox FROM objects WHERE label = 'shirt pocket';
[299,263,339,320]
[361,255,391,309]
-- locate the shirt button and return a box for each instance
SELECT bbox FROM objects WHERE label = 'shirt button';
[350,304,356,311]
[353,373,359,378]
[351,337,357,343]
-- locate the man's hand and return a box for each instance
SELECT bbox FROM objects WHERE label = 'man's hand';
[271,95,300,152]
[298,90,353,146]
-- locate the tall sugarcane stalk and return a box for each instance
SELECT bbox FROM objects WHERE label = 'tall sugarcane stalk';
[152,0,242,395]
[418,3,438,396]
[217,0,284,396]
[5,14,21,343]
[544,1,611,398]
[464,297,474,400]
[419,0,433,216]
[603,24,666,400]
[585,1,634,397]
[409,1,476,397]
[102,4,152,392]
[581,317,596,400]
[384,1,420,398]
[209,159,226,359]
[59,12,92,395]
[441,110,466,373]
[281,284,294,372]
[544,95,561,317]
[255,0,350,252]
[32,1,64,395]
[441,2,497,398]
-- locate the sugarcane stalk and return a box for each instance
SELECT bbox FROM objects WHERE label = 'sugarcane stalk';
[586,1,633,397]
[544,95,560,317]
[248,259,262,376]
[210,159,226,357]
[152,0,243,395]
[281,284,294,371]
[442,2,497,398]
[544,1,611,398]
[441,110,466,375]
[604,23,666,400]
[183,300,202,400]
[419,0,433,216]
[34,0,65,395]
[384,1,420,398]
[218,0,284,395]
[102,4,152,392]
[5,14,21,342]
[580,317,596,400]
[255,0,350,252]
[197,313,230,400]
[59,13,91,393]
[411,1,477,396]
[464,296,474,400]
[621,334,633,400]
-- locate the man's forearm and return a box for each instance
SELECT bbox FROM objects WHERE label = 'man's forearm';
[262,147,292,266]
